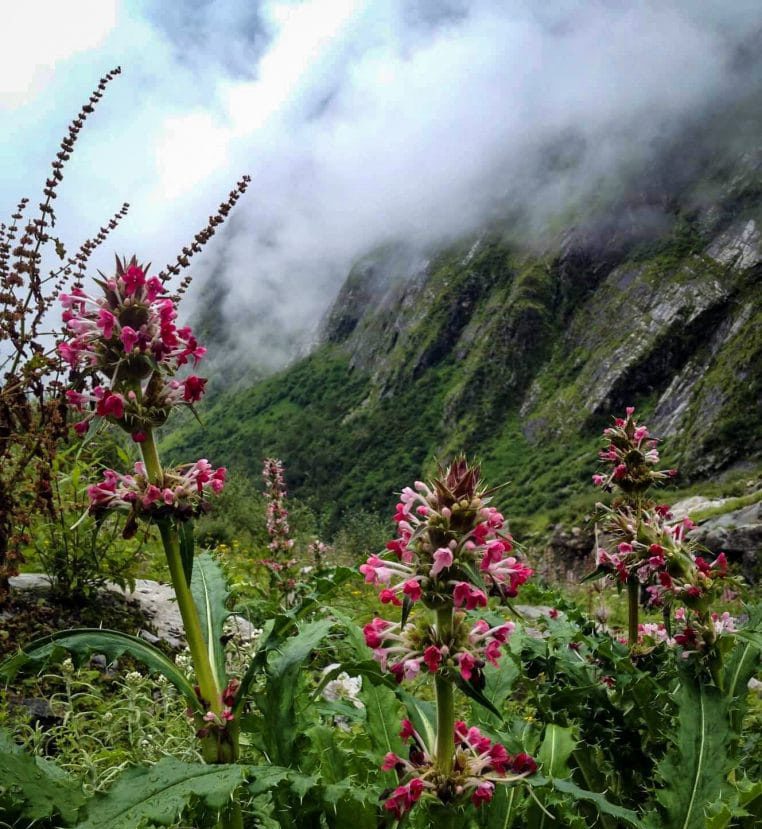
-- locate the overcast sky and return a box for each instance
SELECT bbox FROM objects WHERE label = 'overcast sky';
[2,0,761,367]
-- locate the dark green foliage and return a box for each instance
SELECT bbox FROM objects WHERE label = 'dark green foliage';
[74,757,245,828]
[0,728,86,825]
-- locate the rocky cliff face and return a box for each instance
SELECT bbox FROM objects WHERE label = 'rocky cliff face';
[168,113,762,556]
[321,195,760,483]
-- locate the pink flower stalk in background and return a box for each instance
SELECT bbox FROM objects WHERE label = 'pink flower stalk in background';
[262,457,294,556]
[592,407,742,657]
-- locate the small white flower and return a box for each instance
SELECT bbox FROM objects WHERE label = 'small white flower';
[322,669,364,708]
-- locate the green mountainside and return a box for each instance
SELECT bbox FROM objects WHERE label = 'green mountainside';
[164,122,761,538]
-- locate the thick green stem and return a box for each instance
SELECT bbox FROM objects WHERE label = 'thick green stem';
[435,606,455,775]
[140,428,222,716]
[627,577,639,648]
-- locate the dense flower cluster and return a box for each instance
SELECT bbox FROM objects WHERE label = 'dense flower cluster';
[593,407,676,494]
[635,609,737,657]
[595,502,732,606]
[59,257,207,439]
[593,412,738,614]
[364,614,514,685]
[593,408,742,662]
[382,719,536,818]
[361,458,532,609]
[87,459,226,523]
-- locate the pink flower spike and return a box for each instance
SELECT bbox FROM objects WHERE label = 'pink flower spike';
[453,582,488,610]
[97,309,116,339]
[183,375,207,403]
[382,752,402,772]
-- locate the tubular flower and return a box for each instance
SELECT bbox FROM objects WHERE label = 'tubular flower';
[87,459,226,525]
[363,614,515,685]
[382,719,536,818]
[59,257,208,438]
[363,457,532,608]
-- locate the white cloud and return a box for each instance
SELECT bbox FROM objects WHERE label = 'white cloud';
[1,0,760,370]
[0,0,118,109]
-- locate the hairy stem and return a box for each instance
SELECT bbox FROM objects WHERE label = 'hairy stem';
[435,606,455,775]
[140,428,222,716]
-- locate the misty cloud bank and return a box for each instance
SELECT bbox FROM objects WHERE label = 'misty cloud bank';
[2,1,761,370]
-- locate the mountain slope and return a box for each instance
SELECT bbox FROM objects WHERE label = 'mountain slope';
[165,107,762,535]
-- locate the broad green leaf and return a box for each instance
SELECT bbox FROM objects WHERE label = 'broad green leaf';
[652,676,733,829]
[0,628,202,712]
[470,660,519,728]
[732,628,762,652]
[538,724,577,779]
[362,680,405,759]
[478,782,521,829]
[454,673,503,720]
[524,725,578,827]
[0,728,86,823]
[254,619,333,766]
[190,552,231,689]
[75,758,245,828]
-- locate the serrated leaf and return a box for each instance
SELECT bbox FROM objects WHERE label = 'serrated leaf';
[191,552,231,689]
[75,758,244,828]
[0,729,86,823]
[247,765,292,797]
[652,676,733,829]
[528,776,643,826]
[0,629,202,712]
